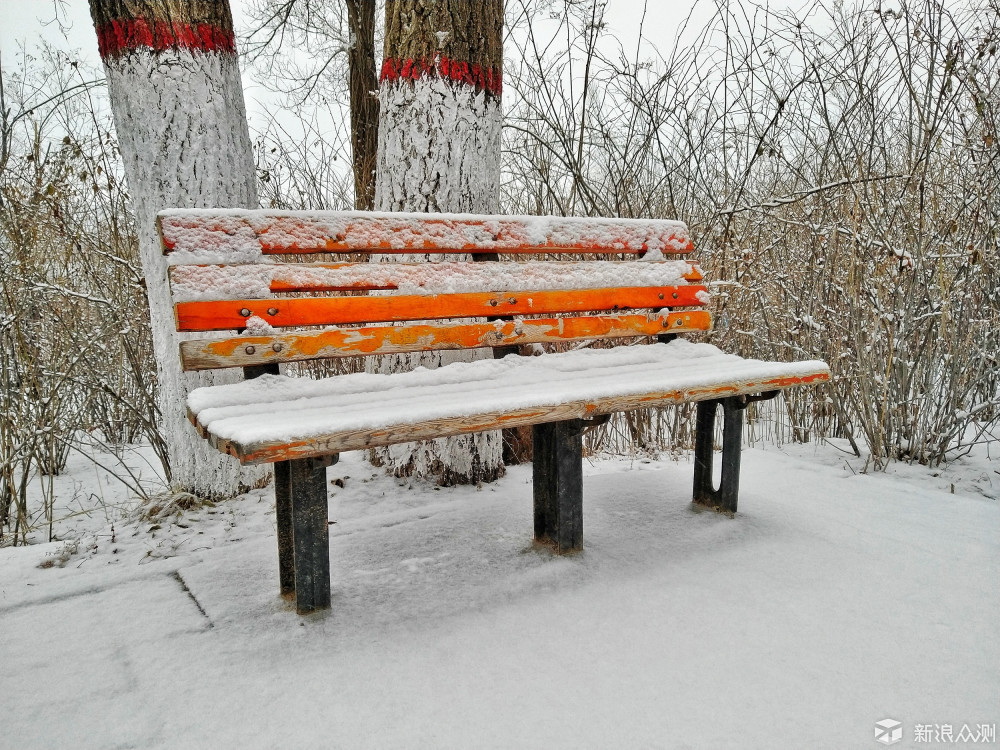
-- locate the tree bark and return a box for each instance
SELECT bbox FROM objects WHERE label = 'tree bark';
[89,0,267,497]
[376,0,503,214]
[346,0,379,211]
[371,0,505,485]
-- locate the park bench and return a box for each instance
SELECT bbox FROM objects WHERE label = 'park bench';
[157,209,830,615]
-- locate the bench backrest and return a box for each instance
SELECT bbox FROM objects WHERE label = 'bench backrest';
[157,210,711,371]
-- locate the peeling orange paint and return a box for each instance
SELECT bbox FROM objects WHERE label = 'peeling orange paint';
[179,312,714,370]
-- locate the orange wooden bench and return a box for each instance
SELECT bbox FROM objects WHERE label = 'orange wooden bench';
[157,209,830,614]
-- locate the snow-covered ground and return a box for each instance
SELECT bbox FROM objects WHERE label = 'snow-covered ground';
[2,439,997,749]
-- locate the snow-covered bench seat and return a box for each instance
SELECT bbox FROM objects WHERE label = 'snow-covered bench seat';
[157,209,830,615]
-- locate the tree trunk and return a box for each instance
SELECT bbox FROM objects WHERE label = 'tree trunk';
[89,0,267,497]
[371,0,504,485]
[346,0,379,211]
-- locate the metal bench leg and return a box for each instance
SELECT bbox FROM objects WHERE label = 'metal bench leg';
[694,393,779,514]
[693,398,743,514]
[289,456,336,614]
[693,400,719,507]
[533,420,584,553]
[718,398,743,513]
[273,461,295,599]
[242,364,299,600]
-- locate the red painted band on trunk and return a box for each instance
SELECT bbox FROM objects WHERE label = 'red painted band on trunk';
[380,56,502,96]
[96,18,236,58]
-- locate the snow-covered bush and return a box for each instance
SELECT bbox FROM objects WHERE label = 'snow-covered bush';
[502,0,999,466]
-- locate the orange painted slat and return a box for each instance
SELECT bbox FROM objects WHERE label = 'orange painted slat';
[270,278,390,292]
[178,311,713,370]
[174,285,709,332]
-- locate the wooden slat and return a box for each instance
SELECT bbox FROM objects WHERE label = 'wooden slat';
[174,285,709,332]
[260,241,688,256]
[167,261,704,298]
[159,210,695,257]
[201,371,831,464]
[179,311,713,370]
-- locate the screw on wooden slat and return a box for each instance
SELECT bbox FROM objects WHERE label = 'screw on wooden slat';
[272,343,284,353]
[672,292,679,299]
[661,318,670,327]
[508,297,517,304]
[245,345,256,355]
[658,293,664,299]
[675,319,684,327]
[267,307,278,316]
[239,308,251,317]
[489,299,499,306]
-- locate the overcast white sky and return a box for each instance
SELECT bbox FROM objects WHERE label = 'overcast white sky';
[0,0,696,69]
[1,0,110,62]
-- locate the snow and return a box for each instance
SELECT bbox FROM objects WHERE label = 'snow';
[0,539,78,570]
[186,340,828,451]
[2,439,997,748]
[158,209,694,264]
[169,259,701,301]
[240,315,275,336]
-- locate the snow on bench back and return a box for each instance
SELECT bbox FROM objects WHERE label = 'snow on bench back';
[155,209,711,371]
[158,209,695,263]
[168,260,704,302]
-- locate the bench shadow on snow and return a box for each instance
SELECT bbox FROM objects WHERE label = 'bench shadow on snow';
[177,459,775,642]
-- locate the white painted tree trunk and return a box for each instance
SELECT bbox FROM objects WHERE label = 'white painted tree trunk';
[97,30,266,497]
[376,76,502,214]
[372,68,504,484]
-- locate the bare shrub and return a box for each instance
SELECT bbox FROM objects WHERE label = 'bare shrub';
[0,45,165,543]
